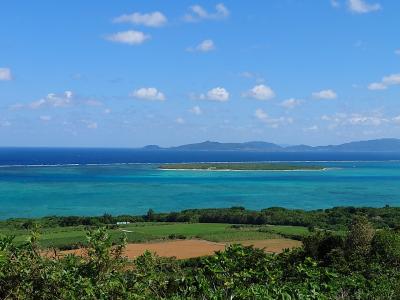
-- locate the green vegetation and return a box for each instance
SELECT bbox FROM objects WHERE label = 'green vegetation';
[159,162,324,170]
[0,222,306,249]
[4,205,400,232]
[1,217,400,299]
[1,205,399,250]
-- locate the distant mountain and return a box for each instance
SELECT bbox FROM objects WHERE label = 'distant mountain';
[142,145,163,150]
[170,141,282,152]
[140,138,400,152]
[315,138,400,152]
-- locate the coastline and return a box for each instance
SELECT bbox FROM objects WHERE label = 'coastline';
[158,167,331,172]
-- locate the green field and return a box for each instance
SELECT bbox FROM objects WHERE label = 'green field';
[0,222,309,249]
[159,162,324,171]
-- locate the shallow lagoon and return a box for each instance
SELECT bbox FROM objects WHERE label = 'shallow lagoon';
[0,160,399,219]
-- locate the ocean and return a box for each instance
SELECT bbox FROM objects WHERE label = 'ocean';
[0,148,400,219]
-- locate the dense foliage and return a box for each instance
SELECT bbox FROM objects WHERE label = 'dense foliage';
[1,217,400,299]
[3,205,400,231]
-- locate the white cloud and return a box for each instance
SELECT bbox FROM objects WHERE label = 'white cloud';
[175,117,185,124]
[11,91,109,111]
[27,91,74,109]
[254,108,293,128]
[321,112,389,127]
[303,125,319,132]
[348,0,381,13]
[184,3,229,22]
[280,98,302,109]
[113,11,167,27]
[312,89,337,99]
[347,114,387,126]
[0,68,12,81]
[190,105,202,115]
[382,74,400,85]
[244,84,275,100]
[131,87,166,101]
[39,115,52,121]
[255,108,268,120]
[395,49,400,55]
[105,30,150,45]
[368,82,387,90]
[188,39,215,52]
[200,87,229,102]
[393,115,400,124]
[368,73,400,91]
[238,71,265,83]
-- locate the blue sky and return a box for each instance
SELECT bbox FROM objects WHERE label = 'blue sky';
[0,0,399,147]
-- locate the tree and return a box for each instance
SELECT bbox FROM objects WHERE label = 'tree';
[346,216,375,257]
[146,208,155,221]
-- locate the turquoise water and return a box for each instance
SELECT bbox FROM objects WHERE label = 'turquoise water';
[0,161,400,219]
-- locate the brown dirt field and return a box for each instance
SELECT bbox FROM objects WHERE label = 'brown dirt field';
[60,238,301,259]
[123,239,226,259]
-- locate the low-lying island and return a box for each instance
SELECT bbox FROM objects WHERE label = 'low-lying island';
[159,162,325,171]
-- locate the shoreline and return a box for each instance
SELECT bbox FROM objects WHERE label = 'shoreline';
[159,167,331,172]
[0,160,399,168]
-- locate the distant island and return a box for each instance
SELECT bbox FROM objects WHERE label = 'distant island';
[141,138,400,152]
[159,163,324,171]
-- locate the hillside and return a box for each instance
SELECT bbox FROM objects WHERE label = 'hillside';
[141,138,400,152]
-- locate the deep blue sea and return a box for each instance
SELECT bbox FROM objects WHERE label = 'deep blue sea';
[1,148,400,219]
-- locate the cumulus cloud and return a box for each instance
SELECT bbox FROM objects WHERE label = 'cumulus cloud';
[105,30,150,45]
[131,87,166,101]
[188,39,215,52]
[190,105,202,115]
[184,3,229,22]
[254,109,293,128]
[0,68,12,81]
[280,98,302,109]
[312,89,337,100]
[21,91,74,109]
[244,84,275,100]
[200,87,229,102]
[368,73,400,91]
[348,0,381,13]
[113,11,167,27]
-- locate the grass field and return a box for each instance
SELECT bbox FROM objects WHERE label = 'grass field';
[0,222,309,249]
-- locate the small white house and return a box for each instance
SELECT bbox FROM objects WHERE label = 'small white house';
[116,221,130,225]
